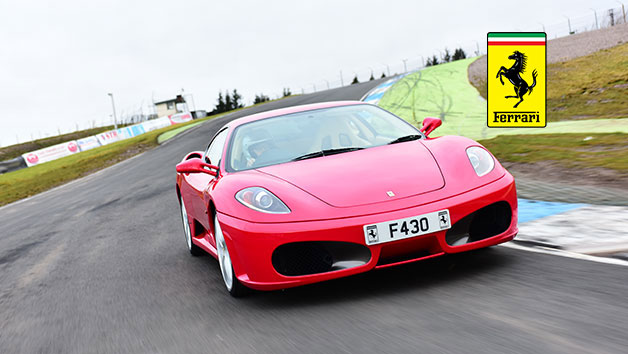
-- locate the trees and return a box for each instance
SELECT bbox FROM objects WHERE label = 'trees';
[254,93,270,104]
[442,48,451,63]
[231,89,244,109]
[282,87,292,97]
[424,47,467,67]
[369,72,375,81]
[215,92,226,113]
[212,89,245,114]
[224,93,232,112]
[426,55,439,67]
[452,48,467,61]
[381,72,386,79]
[351,75,359,85]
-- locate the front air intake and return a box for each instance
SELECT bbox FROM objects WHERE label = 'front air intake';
[272,241,371,276]
[445,201,512,246]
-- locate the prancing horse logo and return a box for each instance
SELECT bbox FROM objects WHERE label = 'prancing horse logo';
[366,225,378,243]
[496,50,538,108]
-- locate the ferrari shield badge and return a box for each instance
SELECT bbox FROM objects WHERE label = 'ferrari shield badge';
[487,32,546,128]
[366,225,379,243]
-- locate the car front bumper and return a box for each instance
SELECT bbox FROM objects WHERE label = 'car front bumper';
[218,173,518,291]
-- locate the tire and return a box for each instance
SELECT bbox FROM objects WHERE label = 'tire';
[179,195,203,256]
[214,214,249,297]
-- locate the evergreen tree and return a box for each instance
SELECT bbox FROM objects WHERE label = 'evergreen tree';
[231,89,244,109]
[215,91,225,113]
[351,75,359,85]
[254,93,270,104]
[443,48,451,63]
[426,55,439,66]
[381,72,386,78]
[282,88,292,97]
[452,48,467,61]
[225,91,232,111]
[369,72,375,81]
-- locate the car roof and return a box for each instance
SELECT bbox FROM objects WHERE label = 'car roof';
[225,100,369,129]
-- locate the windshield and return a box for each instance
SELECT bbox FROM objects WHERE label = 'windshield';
[226,104,422,172]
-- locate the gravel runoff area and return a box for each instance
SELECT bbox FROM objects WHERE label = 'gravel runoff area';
[468,22,628,88]
[516,203,628,259]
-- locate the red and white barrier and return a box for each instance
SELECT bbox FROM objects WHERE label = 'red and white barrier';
[77,136,101,152]
[168,112,193,125]
[18,112,194,168]
[96,130,122,146]
[140,116,171,132]
[22,141,80,167]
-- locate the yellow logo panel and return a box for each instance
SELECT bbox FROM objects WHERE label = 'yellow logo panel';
[487,32,546,128]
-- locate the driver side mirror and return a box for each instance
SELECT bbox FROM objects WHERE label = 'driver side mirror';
[176,158,218,176]
[420,117,442,137]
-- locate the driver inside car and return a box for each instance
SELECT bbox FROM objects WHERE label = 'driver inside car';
[242,129,274,168]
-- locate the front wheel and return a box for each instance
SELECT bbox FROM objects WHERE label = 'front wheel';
[214,214,248,297]
[179,195,203,256]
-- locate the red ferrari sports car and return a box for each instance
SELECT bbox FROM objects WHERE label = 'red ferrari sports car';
[175,101,518,296]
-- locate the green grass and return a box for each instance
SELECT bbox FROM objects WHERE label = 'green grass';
[478,133,628,172]
[157,120,205,144]
[0,118,206,207]
[379,57,490,138]
[547,42,628,121]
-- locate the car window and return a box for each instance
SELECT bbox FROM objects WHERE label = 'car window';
[226,104,421,172]
[205,128,229,165]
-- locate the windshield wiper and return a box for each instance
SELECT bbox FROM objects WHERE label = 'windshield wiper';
[387,134,422,145]
[292,147,364,161]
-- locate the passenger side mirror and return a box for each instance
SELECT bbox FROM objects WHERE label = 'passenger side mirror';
[420,117,442,137]
[176,158,218,176]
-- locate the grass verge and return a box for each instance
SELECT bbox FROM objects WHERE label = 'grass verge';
[157,121,205,144]
[478,133,628,172]
[0,118,206,207]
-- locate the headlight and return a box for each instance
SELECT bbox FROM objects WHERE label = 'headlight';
[235,187,291,214]
[466,146,495,177]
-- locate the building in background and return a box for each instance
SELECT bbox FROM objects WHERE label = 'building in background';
[154,95,187,117]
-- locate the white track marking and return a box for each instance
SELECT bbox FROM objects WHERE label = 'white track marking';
[500,242,628,267]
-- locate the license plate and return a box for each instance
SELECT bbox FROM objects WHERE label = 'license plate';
[363,209,451,245]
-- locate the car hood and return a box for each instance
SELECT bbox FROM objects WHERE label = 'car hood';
[257,141,445,208]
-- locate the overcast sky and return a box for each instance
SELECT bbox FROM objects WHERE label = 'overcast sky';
[0,0,622,147]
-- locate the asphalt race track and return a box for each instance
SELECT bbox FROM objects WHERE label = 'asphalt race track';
[1,79,627,353]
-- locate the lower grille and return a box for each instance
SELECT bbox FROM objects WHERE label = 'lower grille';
[272,241,371,277]
[445,201,512,246]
